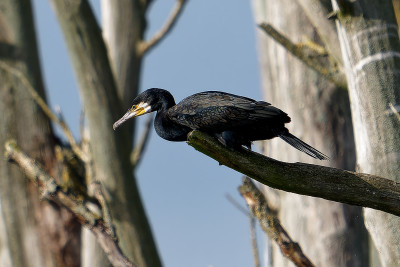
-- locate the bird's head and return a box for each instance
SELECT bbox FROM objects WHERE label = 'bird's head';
[113,88,174,130]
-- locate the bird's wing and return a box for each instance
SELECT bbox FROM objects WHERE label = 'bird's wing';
[166,91,290,131]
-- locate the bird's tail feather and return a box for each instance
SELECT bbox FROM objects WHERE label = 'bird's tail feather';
[278,132,329,160]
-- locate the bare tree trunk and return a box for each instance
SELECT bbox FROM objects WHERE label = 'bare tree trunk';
[101,0,145,110]
[332,0,400,266]
[49,0,161,266]
[252,0,368,266]
[80,1,149,266]
[0,0,80,266]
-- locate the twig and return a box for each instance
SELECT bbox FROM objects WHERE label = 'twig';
[249,216,261,267]
[187,130,400,217]
[4,140,99,224]
[226,193,260,267]
[137,0,188,56]
[389,103,400,121]
[258,23,347,89]
[225,193,250,216]
[92,181,117,239]
[79,109,86,142]
[4,139,135,267]
[239,177,315,267]
[0,62,88,163]
[131,116,153,167]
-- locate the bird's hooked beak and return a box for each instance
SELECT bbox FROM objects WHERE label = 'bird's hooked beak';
[113,102,151,130]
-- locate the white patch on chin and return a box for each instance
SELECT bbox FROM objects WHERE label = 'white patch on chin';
[137,102,151,113]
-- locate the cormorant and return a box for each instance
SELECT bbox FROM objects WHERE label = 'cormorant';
[113,88,328,160]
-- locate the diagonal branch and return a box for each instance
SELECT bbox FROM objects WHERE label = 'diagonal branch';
[0,62,88,163]
[249,216,261,267]
[226,193,261,267]
[389,103,400,121]
[4,140,135,267]
[295,0,343,65]
[239,177,315,267]
[187,130,400,217]
[259,23,347,89]
[137,0,188,56]
[91,181,117,239]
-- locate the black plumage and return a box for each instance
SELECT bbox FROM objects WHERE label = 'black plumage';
[113,88,328,160]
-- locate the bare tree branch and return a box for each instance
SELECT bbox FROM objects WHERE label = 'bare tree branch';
[4,139,135,267]
[258,23,347,89]
[295,0,343,65]
[239,177,315,267]
[187,130,400,216]
[226,193,250,216]
[226,193,260,267]
[249,216,261,267]
[92,181,117,239]
[389,103,400,121]
[0,62,88,163]
[137,0,188,56]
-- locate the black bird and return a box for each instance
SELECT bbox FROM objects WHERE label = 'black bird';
[113,88,328,160]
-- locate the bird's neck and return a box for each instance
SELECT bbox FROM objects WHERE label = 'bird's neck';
[155,112,190,141]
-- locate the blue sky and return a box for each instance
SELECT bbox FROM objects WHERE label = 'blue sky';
[33,1,263,266]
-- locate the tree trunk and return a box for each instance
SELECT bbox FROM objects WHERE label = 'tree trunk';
[49,0,161,266]
[252,0,368,266]
[0,0,80,266]
[101,0,144,110]
[81,1,149,266]
[332,0,400,265]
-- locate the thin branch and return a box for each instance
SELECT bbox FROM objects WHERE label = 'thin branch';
[0,62,88,163]
[225,193,250,216]
[92,181,117,239]
[137,0,188,56]
[187,130,400,217]
[131,116,153,167]
[295,0,344,65]
[226,193,260,267]
[389,103,400,121]
[4,139,97,224]
[79,109,86,142]
[4,139,135,267]
[239,177,315,267]
[249,216,261,267]
[258,23,347,89]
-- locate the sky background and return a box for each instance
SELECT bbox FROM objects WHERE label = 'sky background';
[32,1,264,266]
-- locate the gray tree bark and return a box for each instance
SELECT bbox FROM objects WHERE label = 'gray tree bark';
[332,0,400,266]
[0,0,80,266]
[49,0,161,266]
[81,1,149,266]
[252,0,368,266]
[101,0,145,110]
